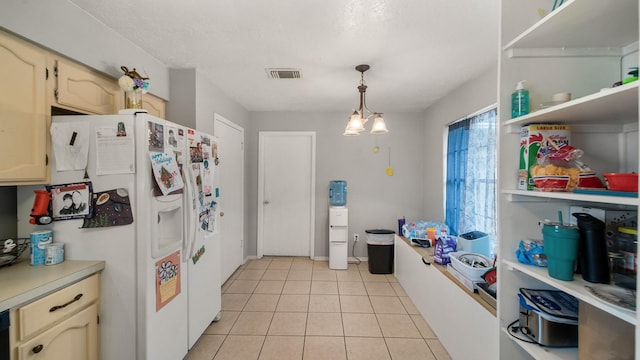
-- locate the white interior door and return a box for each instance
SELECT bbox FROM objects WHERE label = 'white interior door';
[258,132,316,258]
[214,114,244,283]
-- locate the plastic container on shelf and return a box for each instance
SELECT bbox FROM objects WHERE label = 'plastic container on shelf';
[614,227,637,289]
[542,223,580,281]
[602,173,638,192]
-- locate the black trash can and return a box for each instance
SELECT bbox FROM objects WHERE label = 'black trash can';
[366,229,395,274]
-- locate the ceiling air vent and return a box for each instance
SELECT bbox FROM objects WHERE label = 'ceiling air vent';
[266,68,302,79]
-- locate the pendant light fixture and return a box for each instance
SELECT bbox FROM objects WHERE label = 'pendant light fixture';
[343,64,388,136]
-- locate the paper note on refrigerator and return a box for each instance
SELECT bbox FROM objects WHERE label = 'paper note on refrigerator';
[50,122,90,171]
[150,152,184,195]
[96,125,135,175]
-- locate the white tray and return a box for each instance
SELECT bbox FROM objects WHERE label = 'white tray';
[448,251,493,282]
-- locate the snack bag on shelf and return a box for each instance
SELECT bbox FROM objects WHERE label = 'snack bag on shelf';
[530,141,604,191]
[519,125,571,190]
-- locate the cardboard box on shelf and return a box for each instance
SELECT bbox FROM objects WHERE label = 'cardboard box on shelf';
[518,124,571,190]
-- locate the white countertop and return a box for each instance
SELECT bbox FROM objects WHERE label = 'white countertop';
[0,259,105,311]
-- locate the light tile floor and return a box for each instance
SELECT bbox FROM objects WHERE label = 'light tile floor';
[185,257,452,360]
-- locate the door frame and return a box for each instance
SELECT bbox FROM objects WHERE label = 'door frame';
[213,113,245,270]
[257,131,316,259]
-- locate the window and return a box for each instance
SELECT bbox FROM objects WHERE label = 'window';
[445,107,497,241]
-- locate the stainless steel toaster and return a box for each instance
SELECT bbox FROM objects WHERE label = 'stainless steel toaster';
[518,288,579,347]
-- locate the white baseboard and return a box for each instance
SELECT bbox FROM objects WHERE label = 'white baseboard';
[245,255,368,263]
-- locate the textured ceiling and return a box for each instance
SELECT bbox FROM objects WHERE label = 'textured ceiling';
[68,0,499,112]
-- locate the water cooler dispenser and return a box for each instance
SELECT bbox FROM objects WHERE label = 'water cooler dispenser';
[329,181,348,270]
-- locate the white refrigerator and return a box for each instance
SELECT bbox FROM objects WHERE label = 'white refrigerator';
[19,112,221,360]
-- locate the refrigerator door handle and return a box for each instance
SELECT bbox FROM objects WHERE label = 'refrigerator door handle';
[183,165,198,261]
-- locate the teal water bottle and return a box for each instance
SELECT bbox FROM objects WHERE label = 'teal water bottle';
[511,80,529,118]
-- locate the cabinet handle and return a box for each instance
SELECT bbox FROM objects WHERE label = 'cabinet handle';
[49,293,83,312]
[422,257,431,266]
[32,344,44,353]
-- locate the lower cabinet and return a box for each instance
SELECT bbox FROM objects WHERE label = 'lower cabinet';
[10,274,100,360]
[394,236,498,359]
[15,303,98,360]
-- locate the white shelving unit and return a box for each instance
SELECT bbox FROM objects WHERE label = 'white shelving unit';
[498,0,639,359]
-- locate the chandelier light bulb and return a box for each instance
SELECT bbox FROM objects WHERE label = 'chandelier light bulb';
[370,113,388,134]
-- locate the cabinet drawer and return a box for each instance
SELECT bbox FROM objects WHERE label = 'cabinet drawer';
[16,302,98,360]
[17,274,99,341]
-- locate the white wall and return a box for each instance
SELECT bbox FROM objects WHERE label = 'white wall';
[422,65,498,222]
[167,68,250,131]
[0,0,170,99]
[247,112,425,258]
[167,68,251,258]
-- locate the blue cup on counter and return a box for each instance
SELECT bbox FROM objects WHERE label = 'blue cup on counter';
[542,223,580,281]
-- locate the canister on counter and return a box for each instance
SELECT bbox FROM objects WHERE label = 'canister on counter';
[616,227,637,272]
[30,230,53,266]
[44,243,65,265]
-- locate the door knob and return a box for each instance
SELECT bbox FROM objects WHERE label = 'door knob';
[220,212,225,217]
[264,200,270,205]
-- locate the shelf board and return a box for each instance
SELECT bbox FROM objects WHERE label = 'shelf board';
[502,82,639,129]
[501,326,578,360]
[503,259,637,325]
[503,0,638,51]
[502,189,639,206]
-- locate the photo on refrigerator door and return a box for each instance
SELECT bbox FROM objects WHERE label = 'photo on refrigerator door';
[148,121,164,152]
[190,143,203,163]
[47,182,92,220]
[155,250,181,311]
[166,126,179,148]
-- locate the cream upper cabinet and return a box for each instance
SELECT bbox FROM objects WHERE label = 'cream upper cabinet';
[0,31,49,184]
[52,58,122,115]
[142,92,166,119]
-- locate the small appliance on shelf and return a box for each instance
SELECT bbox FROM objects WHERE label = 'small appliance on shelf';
[457,231,492,258]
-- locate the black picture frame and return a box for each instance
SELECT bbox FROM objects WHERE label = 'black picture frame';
[47,181,93,220]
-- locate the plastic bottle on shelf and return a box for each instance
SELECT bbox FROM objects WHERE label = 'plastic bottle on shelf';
[511,80,529,118]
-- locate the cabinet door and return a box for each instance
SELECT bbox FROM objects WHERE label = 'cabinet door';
[142,92,166,119]
[16,303,98,360]
[0,31,48,183]
[54,58,121,114]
